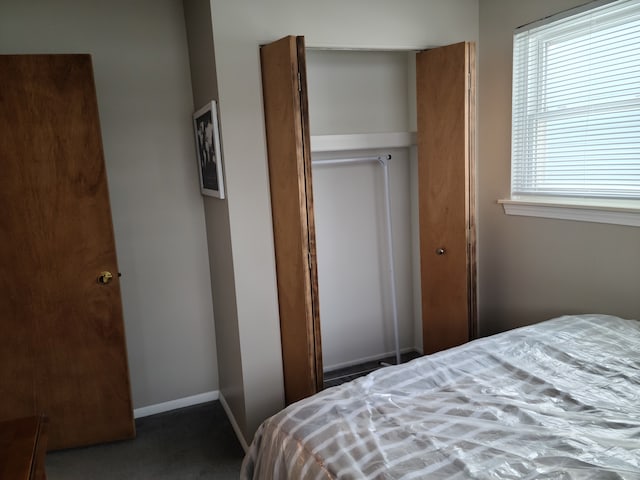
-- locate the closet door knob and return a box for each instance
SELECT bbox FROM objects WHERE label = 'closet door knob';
[435,247,446,256]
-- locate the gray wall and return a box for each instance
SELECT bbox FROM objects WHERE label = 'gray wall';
[0,0,219,409]
[182,0,246,440]
[477,0,640,335]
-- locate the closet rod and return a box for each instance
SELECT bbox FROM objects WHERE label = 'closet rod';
[311,154,391,167]
[380,156,401,367]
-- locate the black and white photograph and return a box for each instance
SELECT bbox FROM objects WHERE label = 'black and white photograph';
[193,101,224,198]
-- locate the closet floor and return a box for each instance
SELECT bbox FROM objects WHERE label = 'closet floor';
[323,350,421,389]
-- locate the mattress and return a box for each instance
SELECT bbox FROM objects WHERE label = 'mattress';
[241,314,640,479]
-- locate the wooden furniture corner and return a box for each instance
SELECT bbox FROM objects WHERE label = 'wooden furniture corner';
[0,415,49,480]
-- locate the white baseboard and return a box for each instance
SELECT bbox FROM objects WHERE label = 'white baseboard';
[132,390,250,454]
[323,347,418,373]
[219,392,250,453]
[133,391,219,419]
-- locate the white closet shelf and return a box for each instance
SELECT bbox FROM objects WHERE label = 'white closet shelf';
[310,132,416,152]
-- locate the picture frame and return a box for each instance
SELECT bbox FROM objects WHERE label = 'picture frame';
[193,100,225,198]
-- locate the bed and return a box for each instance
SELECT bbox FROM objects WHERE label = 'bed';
[241,314,640,479]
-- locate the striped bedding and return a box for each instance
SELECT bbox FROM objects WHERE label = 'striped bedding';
[241,314,640,479]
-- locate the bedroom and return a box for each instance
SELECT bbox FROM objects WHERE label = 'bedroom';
[0,0,638,477]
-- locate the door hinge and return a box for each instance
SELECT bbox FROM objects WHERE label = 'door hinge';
[297,71,302,92]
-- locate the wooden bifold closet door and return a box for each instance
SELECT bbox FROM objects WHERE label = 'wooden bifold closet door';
[261,38,477,403]
[417,42,478,354]
[260,37,323,405]
[0,54,135,450]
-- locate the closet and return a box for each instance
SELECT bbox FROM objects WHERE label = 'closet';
[261,37,476,404]
[307,50,414,374]
[0,55,135,449]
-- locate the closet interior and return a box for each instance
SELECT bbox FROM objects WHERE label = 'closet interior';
[306,49,422,382]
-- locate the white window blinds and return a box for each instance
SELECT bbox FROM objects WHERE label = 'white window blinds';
[511,0,640,199]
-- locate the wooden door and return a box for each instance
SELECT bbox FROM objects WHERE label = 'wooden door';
[417,42,477,354]
[260,37,323,404]
[0,55,135,449]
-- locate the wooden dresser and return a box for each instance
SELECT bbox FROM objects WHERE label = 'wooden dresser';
[0,416,48,480]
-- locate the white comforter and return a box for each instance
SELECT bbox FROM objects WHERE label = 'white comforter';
[242,314,640,479]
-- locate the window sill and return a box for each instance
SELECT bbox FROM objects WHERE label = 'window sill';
[498,197,640,227]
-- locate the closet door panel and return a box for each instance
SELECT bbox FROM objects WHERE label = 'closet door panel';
[296,39,324,391]
[260,36,322,404]
[417,42,477,354]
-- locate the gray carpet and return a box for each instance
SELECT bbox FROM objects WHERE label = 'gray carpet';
[323,350,421,388]
[46,401,245,479]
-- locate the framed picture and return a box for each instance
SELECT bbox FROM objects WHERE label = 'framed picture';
[193,101,225,198]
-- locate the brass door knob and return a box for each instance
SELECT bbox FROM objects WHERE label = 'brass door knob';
[98,271,113,285]
[435,247,446,255]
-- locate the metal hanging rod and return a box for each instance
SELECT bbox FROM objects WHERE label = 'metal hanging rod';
[311,154,392,167]
[379,155,401,366]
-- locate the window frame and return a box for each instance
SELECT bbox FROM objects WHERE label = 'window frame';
[501,0,640,226]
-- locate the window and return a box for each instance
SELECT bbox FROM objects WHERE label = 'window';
[502,0,640,226]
